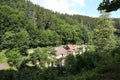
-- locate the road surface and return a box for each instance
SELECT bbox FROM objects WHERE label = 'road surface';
[0,63,9,70]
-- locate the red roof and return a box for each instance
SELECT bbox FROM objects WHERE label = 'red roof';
[67,44,80,51]
[55,45,80,56]
[55,47,68,56]
[67,44,75,50]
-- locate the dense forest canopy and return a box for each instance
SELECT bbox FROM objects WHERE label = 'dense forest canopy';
[0,0,98,51]
[0,0,120,51]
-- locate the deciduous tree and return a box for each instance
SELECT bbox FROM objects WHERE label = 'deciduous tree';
[93,13,116,53]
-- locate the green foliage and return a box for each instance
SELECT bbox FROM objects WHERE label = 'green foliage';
[56,24,85,44]
[1,31,16,49]
[0,5,26,33]
[0,0,100,49]
[98,0,120,12]
[15,29,30,53]
[29,47,47,67]
[65,54,76,74]
[57,24,76,44]
[93,13,116,53]
[1,29,30,54]
[36,30,61,46]
[0,69,17,80]
[0,50,7,64]
[0,47,120,80]
[0,5,31,53]
[6,49,23,68]
[82,52,102,70]
[0,0,120,80]
[17,67,42,80]
[29,47,56,68]
[75,54,85,73]
[81,25,93,44]
[0,0,119,51]
[25,23,38,48]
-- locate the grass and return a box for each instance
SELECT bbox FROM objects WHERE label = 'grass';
[0,50,7,64]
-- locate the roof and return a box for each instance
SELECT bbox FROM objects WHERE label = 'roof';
[55,45,81,57]
[67,44,75,50]
[66,44,80,51]
[55,46,68,56]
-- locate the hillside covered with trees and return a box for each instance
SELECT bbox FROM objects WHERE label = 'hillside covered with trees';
[0,0,120,80]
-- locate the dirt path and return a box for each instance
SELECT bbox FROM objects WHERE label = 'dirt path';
[0,63,9,70]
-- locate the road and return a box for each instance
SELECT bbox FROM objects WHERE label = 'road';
[0,63,9,70]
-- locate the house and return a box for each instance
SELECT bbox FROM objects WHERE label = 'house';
[66,44,80,50]
[26,44,87,67]
[65,44,81,55]
[55,46,68,59]
[54,44,82,59]
[54,44,81,66]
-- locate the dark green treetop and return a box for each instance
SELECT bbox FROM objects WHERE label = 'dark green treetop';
[98,0,120,12]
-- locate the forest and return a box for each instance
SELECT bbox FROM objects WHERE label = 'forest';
[0,0,120,80]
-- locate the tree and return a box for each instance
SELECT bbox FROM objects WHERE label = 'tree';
[1,29,30,54]
[56,24,83,44]
[25,22,38,48]
[75,54,85,73]
[36,30,60,47]
[0,5,26,33]
[98,0,120,12]
[81,25,93,44]
[6,49,23,68]
[15,28,30,54]
[1,31,16,49]
[65,54,76,74]
[29,47,48,68]
[0,5,31,52]
[93,13,116,53]
[29,47,56,68]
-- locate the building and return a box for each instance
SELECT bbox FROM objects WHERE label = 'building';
[55,46,68,59]
[55,44,82,59]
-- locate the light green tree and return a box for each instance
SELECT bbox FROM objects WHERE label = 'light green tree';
[2,29,30,54]
[93,13,116,53]
[29,47,56,68]
[6,49,23,68]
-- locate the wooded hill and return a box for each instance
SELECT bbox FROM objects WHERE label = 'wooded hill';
[0,0,120,53]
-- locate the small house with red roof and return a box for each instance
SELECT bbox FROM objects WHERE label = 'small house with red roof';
[55,46,68,59]
[55,44,81,59]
